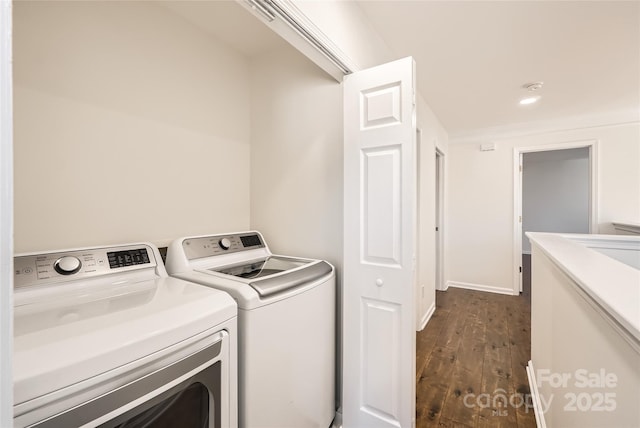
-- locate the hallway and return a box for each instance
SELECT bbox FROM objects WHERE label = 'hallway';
[416,288,536,427]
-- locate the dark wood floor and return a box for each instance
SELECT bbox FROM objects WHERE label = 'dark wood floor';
[522,254,531,303]
[416,287,536,428]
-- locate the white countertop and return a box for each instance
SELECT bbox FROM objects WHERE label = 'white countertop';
[526,232,640,348]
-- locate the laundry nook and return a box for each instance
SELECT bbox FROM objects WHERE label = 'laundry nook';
[1,1,638,427]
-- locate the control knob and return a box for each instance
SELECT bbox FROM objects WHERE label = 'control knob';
[219,238,232,250]
[53,256,82,275]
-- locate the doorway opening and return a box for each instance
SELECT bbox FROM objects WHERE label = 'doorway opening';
[513,141,598,294]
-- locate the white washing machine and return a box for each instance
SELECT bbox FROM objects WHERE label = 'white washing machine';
[165,231,336,428]
[13,243,238,428]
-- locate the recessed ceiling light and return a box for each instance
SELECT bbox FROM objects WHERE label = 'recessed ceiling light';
[519,81,544,106]
[523,82,544,91]
[519,95,541,105]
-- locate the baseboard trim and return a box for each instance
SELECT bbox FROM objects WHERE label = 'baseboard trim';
[447,280,516,296]
[526,360,547,428]
[438,281,449,291]
[418,301,436,331]
[330,409,342,428]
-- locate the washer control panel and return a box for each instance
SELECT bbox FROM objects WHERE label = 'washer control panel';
[14,245,156,289]
[183,232,265,260]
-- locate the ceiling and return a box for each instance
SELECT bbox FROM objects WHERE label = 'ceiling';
[356,0,640,141]
[164,1,640,141]
[162,0,288,57]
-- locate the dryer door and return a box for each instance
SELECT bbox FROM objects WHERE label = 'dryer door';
[17,331,231,428]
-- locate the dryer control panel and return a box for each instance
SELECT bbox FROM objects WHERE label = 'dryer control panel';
[183,232,265,260]
[14,244,157,289]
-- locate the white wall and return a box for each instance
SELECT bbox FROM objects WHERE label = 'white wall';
[522,148,590,253]
[416,97,449,329]
[245,9,371,415]
[249,43,344,412]
[13,1,252,252]
[249,47,343,269]
[596,125,640,233]
[446,122,640,293]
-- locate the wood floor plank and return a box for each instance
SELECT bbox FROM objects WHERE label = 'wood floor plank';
[515,401,537,428]
[435,307,468,350]
[417,309,451,380]
[484,325,511,366]
[463,292,489,323]
[417,288,536,428]
[416,355,457,427]
[435,288,458,309]
[418,353,457,388]
[477,358,518,427]
[456,320,486,374]
[509,342,531,399]
[434,416,474,428]
[416,381,449,428]
[507,303,532,417]
[439,363,481,426]
[430,345,458,364]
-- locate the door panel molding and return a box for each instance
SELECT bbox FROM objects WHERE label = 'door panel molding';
[361,298,401,422]
[361,146,402,267]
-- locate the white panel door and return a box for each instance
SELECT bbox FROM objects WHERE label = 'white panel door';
[343,57,417,428]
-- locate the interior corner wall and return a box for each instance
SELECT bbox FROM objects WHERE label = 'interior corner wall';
[249,45,343,408]
[12,1,252,252]
[446,122,640,292]
[249,47,343,271]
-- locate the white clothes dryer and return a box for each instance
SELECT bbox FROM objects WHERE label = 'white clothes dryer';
[165,231,335,428]
[13,243,237,428]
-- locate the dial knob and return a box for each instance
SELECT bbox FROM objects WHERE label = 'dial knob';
[53,256,82,275]
[219,238,231,250]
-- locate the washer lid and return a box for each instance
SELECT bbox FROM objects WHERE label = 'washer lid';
[210,257,333,297]
[13,276,236,406]
[214,256,309,279]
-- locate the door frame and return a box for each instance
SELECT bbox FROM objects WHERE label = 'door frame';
[0,0,13,425]
[435,148,445,291]
[512,139,598,293]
